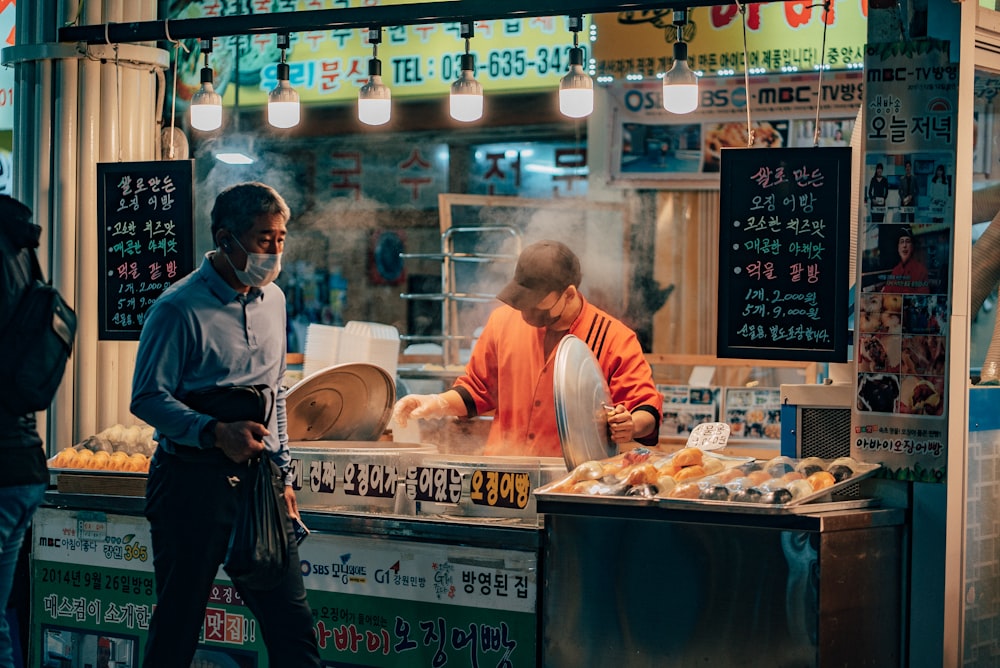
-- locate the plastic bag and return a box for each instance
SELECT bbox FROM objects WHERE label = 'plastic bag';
[224,456,289,589]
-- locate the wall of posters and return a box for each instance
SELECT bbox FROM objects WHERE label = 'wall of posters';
[31,508,538,667]
[607,71,862,181]
[853,39,958,483]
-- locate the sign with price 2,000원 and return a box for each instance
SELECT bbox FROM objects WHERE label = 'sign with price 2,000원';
[717,146,851,363]
[97,160,195,340]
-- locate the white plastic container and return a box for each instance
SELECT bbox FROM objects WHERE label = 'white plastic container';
[338,320,400,380]
[303,324,343,379]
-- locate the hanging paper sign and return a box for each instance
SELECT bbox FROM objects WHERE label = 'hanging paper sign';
[717,146,852,362]
[97,160,195,340]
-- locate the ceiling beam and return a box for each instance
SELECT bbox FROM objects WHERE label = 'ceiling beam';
[57,0,726,45]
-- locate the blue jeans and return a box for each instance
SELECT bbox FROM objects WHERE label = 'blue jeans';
[0,483,45,668]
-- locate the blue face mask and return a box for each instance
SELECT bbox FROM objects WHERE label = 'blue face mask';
[225,236,282,287]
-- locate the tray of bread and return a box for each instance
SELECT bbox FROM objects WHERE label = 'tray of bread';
[533,448,880,514]
[534,446,752,507]
[48,423,157,496]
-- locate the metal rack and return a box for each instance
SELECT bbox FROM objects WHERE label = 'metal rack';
[399,225,521,367]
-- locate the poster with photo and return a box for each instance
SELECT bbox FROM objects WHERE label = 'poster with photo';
[658,385,720,439]
[41,627,138,668]
[722,387,781,443]
[607,71,864,183]
[787,118,856,148]
[862,153,954,225]
[620,123,703,174]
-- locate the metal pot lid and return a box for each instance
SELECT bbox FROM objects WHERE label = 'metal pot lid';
[286,363,395,441]
[553,335,616,470]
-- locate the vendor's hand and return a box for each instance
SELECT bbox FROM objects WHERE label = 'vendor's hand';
[392,394,450,427]
[606,404,635,444]
[214,420,268,464]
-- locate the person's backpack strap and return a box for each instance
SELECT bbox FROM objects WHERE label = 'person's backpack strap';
[28,245,46,283]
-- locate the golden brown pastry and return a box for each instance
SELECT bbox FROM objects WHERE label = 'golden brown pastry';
[806,471,836,491]
[672,447,703,468]
[668,482,702,499]
[674,465,706,482]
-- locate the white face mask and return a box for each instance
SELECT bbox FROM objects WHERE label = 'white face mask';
[224,236,282,287]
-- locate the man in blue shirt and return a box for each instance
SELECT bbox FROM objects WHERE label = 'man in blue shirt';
[131,182,319,667]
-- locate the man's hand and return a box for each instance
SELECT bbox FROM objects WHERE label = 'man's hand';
[284,485,301,519]
[214,420,268,463]
[606,404,656,444]
[606,404,635,444]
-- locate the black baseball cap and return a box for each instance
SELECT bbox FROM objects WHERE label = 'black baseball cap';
[497,240,582,310]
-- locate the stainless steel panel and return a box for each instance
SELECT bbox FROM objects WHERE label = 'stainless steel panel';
[290,441,437,515]
[542,511,904,667]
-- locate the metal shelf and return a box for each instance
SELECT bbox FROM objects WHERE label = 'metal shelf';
[399,226,521,369]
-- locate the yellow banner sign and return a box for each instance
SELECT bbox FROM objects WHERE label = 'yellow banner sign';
[173,1,584,107]
[172,1,867,108]
[593,1,868,78]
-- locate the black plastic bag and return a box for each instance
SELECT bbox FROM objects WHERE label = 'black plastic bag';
[224,456,289,589]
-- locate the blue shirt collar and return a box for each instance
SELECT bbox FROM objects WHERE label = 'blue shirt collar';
[198,252,264,304]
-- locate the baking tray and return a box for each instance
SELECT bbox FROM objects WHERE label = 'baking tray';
[54,472,147,496]
[653,496,879,515]
[49,466,147,477]
[534,460,881,514]
[533,487,878,515]
[779,461,881,507]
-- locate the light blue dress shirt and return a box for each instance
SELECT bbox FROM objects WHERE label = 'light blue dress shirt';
[131,253,290,476]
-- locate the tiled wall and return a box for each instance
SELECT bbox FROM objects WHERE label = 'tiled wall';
[965,428,1000,665]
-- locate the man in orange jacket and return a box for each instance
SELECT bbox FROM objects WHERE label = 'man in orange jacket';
[393,240,662,457]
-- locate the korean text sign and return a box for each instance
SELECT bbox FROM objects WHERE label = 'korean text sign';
[97,161,195,340]
[717,146,851,362]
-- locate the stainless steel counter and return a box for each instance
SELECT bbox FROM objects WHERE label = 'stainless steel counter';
[538,500,905,667]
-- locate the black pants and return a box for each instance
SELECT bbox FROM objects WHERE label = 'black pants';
[142,448,320,668]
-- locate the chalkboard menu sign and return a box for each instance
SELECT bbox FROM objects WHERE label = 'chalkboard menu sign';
[97,160,195,340]
[717,147,851,362]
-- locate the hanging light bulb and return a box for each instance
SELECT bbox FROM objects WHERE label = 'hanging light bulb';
[559,15,594,119]
[268,33,300,128]
[358,28,391,126]
[662,9,699,115]
[190,37,223,131]
[450,22,483,123]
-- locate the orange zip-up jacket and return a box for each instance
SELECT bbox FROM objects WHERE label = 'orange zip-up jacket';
[453,297,662,458]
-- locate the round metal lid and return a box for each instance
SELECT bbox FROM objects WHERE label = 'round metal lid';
[553,335,616,470]
[286,363,395,441]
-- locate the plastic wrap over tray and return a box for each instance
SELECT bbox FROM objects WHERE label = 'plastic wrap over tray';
[534,448,881,515]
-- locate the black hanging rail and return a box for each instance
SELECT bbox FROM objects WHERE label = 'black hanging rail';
[57,0,726,45]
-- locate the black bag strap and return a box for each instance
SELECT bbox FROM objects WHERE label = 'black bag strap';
[258,385,275,426]
[27,246,47,284]
[0,246,46,339]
